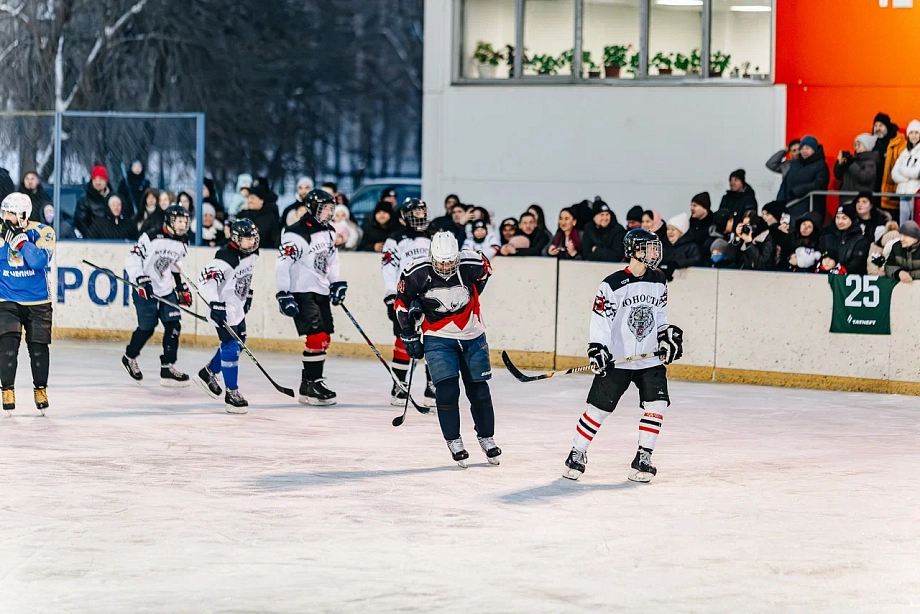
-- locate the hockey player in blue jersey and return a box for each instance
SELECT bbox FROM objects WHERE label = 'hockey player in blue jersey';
[0,192,56,416]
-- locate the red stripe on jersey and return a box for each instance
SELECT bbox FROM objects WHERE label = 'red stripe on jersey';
[394,298,407,312]
[582,413,601,428]
[423,286,481,333]
[576,426,594,441]
[638,426,660,434]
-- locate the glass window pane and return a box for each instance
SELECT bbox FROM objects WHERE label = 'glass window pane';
[711,0,772,79]
[523,0,575,76]
[583,0,640,80]
[648,0,703,77]
[461,0,515,79]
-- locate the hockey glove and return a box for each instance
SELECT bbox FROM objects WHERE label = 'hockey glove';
[329,281,348,306]
[136,276,154,300]
[276,291,299,317]
[2,221,27,251]
[871,253,887,267]
[657,325,684,365]
[408,300,425,331]
[243,289,253,314]
[383,294,397,309]
[400,332,425,360]
[177,283,193,307]
[210,302,227,326]
[587,343,611,376]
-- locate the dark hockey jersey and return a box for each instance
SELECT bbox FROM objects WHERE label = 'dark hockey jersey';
[395,250,491,341]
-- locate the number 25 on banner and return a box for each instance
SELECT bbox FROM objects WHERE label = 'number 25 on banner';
[844,275,880,308]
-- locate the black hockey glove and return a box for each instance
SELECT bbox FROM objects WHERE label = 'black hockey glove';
[243,289,253,314]
[329,281,348,306]
[408,300,425,331]
[210,302,227,326]
[383,294,396,309]
[276,292,299,317]
[657,325,684,365]
[177,282,193,307]
[871,253,887,267]
[136,275,154,300]
[3,221,27,251]
[400,332,425,360]
[587,343,611,376]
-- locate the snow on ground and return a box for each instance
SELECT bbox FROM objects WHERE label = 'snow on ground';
[1,340,919,613]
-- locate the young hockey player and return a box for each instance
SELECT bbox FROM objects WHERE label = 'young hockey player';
[122,204,192,386]
[194,219,260,413]
[396,231,500,467]
[382,198,436,407]
[0,193,55,415]
[276,189,347,405]
[563,228,683,483]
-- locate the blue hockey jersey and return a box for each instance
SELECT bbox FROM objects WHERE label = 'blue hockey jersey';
[0,221,56,305]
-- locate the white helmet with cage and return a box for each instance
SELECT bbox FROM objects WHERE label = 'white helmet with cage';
[1,192,32,228]
[430,230,460,279]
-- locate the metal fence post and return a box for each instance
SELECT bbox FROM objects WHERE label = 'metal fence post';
[53,112,62,239]
[195,113,206,247]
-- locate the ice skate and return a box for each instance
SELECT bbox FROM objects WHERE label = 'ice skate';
[2,387,13,416]
[299,379,337,406]
[33,387,48,416]
[563,448,587,481]
[121,355,143,383]
[160,364,191,388]
[390,381,407,406]
[628,448,657,483]
[194,366,223,399]
[423,379,437,408]
[447,438,469,468]
[224,389,249,414]
[478,436,501,465]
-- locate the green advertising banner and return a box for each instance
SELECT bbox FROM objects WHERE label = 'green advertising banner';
[829,275,898,335]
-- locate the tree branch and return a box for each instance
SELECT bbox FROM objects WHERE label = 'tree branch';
[0,2,29,23]
[0,38,18,63]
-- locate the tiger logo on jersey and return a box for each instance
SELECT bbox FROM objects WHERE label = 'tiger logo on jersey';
[314,249,330,274]
[154,256,173,278]
[234,273,252,301]
[628,304,654,341]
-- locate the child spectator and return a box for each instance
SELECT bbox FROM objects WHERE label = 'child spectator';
[818,205,871,275]
[709,238,731,268]
[815,248,846,275]
[333,204,362,250]
[786,211,823,271]
[462,219,501,258]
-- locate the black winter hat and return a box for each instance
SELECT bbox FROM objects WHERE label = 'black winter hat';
[874,112,891,126]
[626,205,644,222]
[730,169,746,183]
[855,190,874,204]
[821,247,839,263]
[381,187,397,199]
[691,192,712,211]
[592,196,611,216]
[837,204,857,223]
[762,200,785,221]
[374,200,394,215]
[247,182,270,201]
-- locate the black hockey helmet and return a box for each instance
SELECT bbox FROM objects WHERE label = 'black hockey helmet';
[229,218,260,255]
[400,197,429,231]
[304,189,335,223]
[623,228,662,269]
[163,204,190,238]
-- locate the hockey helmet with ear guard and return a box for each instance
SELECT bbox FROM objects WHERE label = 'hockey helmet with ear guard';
[623,228,662,269]
[1,192,32,228]
[430,231,460,279]
[401,198,429,231]
[304,189,336,223]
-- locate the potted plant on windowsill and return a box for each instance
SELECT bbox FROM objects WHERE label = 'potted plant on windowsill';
[710,51,731,78]
[689,48,702,75]
[530,53,565,76]
[741,61,752,79]
[473,41,504,79]
[651,52,674,76]
[674,52,690,75]
[626,51,639,77]
[559,49,600,78]
[603,44,631,78]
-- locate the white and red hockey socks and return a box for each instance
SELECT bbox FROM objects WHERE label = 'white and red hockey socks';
[573,405,612,453]
[637,400,666,450]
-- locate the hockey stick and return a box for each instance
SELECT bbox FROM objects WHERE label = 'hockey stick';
[391,359,417,427]
[337,303,428,414]
[175,268,295,398]
[501,351,663,383]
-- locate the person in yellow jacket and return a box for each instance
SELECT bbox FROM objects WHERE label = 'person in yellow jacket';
[873,112,907,212]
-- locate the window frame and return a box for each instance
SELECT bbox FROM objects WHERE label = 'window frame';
[452,0,775,85]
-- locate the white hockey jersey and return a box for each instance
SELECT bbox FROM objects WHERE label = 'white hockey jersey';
[462,231,501,259]
[199,247,259,327]
[590,267,668,371]
[276,215,340,296]
[382,228,431,298]
[125,229,189,297]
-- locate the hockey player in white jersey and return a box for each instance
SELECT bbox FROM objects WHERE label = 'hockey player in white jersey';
[122,205,193,386]
[276,189,348,405]
[193,219,260,413]
[381,198,436,407]
[563,228,683,483]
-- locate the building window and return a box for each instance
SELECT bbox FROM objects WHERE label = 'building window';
[522,0,576,76]
[460,0,515,79]
[583,0,640,79]
[648,0,703,77]
[710,0,772,79]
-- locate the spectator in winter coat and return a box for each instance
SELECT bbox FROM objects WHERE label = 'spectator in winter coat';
[718,169,758,217]
[236,183,281,249]
[19,171,52,222]
[228,173,252,216]
[527,204,555,245]
[332,204,362,251]
[834,134,880,201]
[87,195,136,241]
[868,222,900,276]
[766,139,801,177]
[134,188,160,233]
[852,191,890,240]
[200,203,226,247]
[429,194,464,240]
[359,201,399,252]
[818,205,871,275]
[40,202,76,240]
[688,192,714,253]
[116,160,149,219]
[761,200,791,269]
[873,113,907,213]
[709,208,735,247]
[709,238,732,268]
[885,220,920,283]
[202,178,223,221]
[462,220,501,258]
[0,167,13,202]
[724,214,775,270]
[787,211,824,272]
[569,199,594,231]
[776,135,830,214]
[582,198,626,262]
[641,210,669,245]
[282,177,314,228]
[501,211,550,257]
[547,208,581,259]
[814,248,847,275]
[499,218,518,245]
[625,206,644,231]
[74,165,114,238]
[663,213,702,273]
[891,120,920,225]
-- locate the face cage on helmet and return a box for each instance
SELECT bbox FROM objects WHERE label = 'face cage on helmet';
[634,238,663,269]
[232,231,260,255]
[166,213,190,237]
[432,255,460,280]
[405,206,429,231]
[315,202,334,224]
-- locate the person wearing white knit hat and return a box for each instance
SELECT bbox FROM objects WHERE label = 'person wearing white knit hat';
[891,119,920,224]
[661,212,701,277]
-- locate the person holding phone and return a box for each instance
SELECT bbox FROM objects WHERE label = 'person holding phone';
[723,214,776,270]
[546,207,582,259]
[761,200,793,269]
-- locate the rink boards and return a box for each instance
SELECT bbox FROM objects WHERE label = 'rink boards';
[51,243,920,395]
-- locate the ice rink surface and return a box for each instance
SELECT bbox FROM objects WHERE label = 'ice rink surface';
[2,341,919,613]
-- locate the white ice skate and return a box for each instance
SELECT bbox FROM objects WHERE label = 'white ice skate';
[627,448,657,483]
[478,436,501,465]
[447,438,469,468]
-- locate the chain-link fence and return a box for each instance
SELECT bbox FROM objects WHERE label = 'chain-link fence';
[0,111,56,186]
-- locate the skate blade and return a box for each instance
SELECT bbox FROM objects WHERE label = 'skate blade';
[298,394,337,406]
[562,467,583,481]
[627,469,654,483]
[390,396,407,406]
[36,408,46,417]
[456,459,468,469]
[487,457,500,466]
[3,409,11,418]
[194,376,221,399]
[122,366,143,385]
[160,379,191,388]
[423,396,437,408]
[225,406,248,415]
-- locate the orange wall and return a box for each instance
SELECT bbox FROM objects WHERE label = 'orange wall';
[776,0,920,166]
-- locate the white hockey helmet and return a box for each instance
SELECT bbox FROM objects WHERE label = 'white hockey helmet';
[1,192,32,227]
[430,231,460,279]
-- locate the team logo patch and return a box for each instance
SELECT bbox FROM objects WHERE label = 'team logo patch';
[235,273,252,301]
[154,256,173,278]
[425,285,471,313]
[593,293,616,318]
[201,268,224,284]
[628,304,654,341]
[396,279,406,293]
[382,251,394,266]
[314,249,330,274]
[279,243,302,260]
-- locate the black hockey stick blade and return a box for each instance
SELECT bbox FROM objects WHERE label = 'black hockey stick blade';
[392,359,417,427]
[502,351,662,383]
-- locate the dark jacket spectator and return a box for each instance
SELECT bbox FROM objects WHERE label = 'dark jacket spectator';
[885,221,920,281]
[718,169,758,217]
[430,202,468,245]
[766,140,800,177]
[116,160,149,219]
[688,192,714,253]
[582,198,626,262]
[526,204,555,245]
[0,167,14,202]
[501,211,549,256]
[786,211,824,271]
[833,134,880,198]
[202,178,224,220]
[852,191,890,240]
[724,215,775,270]
[709,238,732,268]
[625,205,644,231]
[134,188,160,233]
[74,166,114,237]
[358,201,399,252]
[499,218,518,245]
[663,213,702,273]
[777,136,830,213]
[237,183,281,249]
[547,207,582,259]
[709,208,734,247]
[818,205,871,275]
[570,199,594,230]
[87,195,136,241]
[18,171,53,222]
[37,202,76,239]
[760,200,792,269]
